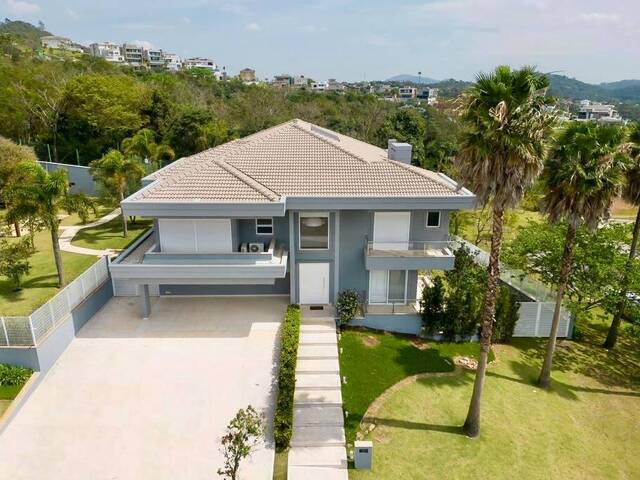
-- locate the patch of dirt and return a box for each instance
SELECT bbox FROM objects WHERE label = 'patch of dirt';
[411,339,430,350]
[362,335,380,348]
[373,425,391,444]
[454,356,478,370]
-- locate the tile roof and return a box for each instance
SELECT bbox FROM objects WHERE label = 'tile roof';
[130,119,469,203]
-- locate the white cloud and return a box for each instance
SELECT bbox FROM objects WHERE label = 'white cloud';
[5,0,40,15]
[579,12,621,26]
[131,39,155,50]
[245,22,260,31]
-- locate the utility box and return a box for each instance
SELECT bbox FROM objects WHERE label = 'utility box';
[354,440,373,469]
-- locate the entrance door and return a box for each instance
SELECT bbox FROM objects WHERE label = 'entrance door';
[373,212,411,250]
[299,263,330,304]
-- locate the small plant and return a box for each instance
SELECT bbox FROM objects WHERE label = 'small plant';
[336,289,361,324]
[493,287,520,343]
[217,405,265,480]
[420,276,446,335]
[0,363,32,386]
[0,238,33,290]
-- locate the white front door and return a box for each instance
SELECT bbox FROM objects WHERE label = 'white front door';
[373,212,411,250]
[299,263,330,304]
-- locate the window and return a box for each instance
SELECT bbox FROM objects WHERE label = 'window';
[426,211,441,228]
[299,214,329,250]
[369,270,407,304]
[256,218,273,235]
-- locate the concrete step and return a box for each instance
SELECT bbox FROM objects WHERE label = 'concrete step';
[291,425,346,447]
[294,405,344,427]
[301,316,336,325]
[289,446,348,467]
[288,465,348,480]
[300,332,337,345]
[296,358,340,374]
[300,323,336,333]
[294,388,342,405]
[296,373,341,389]
[298,344,339,360]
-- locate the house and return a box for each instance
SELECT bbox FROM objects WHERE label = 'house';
[121,43,144,66]
[183,57,218,71]
[163,53,182,71]
[417,87,438,105]
[110,119,475,333]
[273,74,293,88]
[399,86,416,99]
[41,35,84,52]
[312,82,327,92]
[89,42,124,63]
[239,68,257,83]
[576,101,624,124]
[144,49,165,70]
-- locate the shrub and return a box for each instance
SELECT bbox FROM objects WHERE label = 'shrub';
[493,286,520,343]
[273,304,300,451]
[0,238,33,290]
[420,276,446,335]
[336,289,360,324]
[0,363,32,386]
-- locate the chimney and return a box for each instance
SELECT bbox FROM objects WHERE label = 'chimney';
[387,139,412,164]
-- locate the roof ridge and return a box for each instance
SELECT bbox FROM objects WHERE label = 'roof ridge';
[291,120,371,164]
[213,158,280,201]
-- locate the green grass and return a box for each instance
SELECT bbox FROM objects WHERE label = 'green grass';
[72,217,152,251]
[273,450,288,480]
[348,320,640,479]
[0,228,97,316]
[339,329,492,444]
[0,383,29,417]
[59,205,113,227]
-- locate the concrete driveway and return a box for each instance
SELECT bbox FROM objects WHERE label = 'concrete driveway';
[0,296,287,480]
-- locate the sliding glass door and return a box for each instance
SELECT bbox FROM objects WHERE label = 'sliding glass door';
[368,270,407,304]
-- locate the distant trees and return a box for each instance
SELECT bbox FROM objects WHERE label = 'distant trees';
[380,109,427,166]
[537,122,629,388]
[0,136,37,236]
[454,65,555,437]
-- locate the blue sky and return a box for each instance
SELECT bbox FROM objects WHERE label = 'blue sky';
[2,0,639,83]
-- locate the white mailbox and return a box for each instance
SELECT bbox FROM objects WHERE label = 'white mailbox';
[354,440,373,469]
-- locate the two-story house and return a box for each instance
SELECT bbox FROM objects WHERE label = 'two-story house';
[110,119,475,334]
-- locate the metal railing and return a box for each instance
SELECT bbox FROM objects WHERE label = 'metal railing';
[0,256,110,347]
[366,240,455,257]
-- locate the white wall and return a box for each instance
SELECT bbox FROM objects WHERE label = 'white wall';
[158,219,232,253]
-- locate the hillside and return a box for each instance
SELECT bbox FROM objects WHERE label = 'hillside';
[386,74,439,84]
[548,74,640,103]
[0,19,51,49]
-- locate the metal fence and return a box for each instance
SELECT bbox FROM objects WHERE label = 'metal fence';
[0,257,110,347]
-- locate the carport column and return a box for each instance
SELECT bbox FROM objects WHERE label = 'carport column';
[141,284,152,319]
[289,210,297,304]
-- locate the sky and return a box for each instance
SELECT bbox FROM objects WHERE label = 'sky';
[1,0,639,83]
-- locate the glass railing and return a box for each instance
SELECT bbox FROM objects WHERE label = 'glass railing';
[366,240,455,257]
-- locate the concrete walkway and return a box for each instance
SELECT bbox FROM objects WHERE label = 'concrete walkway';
[288,312,348,480]
[58,208,121,256]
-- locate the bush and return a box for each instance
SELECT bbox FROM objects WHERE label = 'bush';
[273,304,301,451]
[336,289,360,324]
[0,238,33,290]
[0,363,32,386]
[493,286,520,343]
[420,276,446,335]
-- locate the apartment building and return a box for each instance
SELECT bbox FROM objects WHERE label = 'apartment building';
[144,49,165,70]
[121,43,144,66]
[239,68,257,83]
[163,53,182,72]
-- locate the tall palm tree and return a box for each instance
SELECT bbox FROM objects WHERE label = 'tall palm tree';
[538,122,629,387]
[90,150,145,237]
[604,123,640,349]
[455,66,555,437]
[7,163,93,287]
[122,128,175,172]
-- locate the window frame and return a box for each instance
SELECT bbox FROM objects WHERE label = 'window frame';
[255,217,274,236]
[425,211,441,228]
[298,213,330,251]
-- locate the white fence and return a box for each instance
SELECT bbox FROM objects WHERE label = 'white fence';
[452,236,573,338]
[0,257,110,347]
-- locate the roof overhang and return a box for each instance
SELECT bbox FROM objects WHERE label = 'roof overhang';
[284,195,476,211]
[121,199,287,218]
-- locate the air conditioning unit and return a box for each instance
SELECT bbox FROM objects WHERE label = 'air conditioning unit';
[248,242,264,253]
[240,243,248,253]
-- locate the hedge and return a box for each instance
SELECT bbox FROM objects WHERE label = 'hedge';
[0,363,32,386]
[273,304,301,451]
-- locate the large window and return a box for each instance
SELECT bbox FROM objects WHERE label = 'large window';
[369,270,407,304]
[299,214,329,250]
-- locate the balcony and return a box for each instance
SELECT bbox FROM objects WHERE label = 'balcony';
[110,230,288,284]
[364,240,455,270]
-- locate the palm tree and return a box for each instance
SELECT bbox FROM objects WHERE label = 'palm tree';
[6,163,94,287]
[455,66,555,437]
[122,128,175,172]
[538,121,629,387]
[90,150,145,237]
[604,123,640,349]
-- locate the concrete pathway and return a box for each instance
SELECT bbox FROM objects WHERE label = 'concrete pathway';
[288,312,348,480]
[58,208,121,256]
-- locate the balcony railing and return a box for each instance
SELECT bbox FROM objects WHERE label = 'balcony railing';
[366,240,455,257]
[364,298,421,315]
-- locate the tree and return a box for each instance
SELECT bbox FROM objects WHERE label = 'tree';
[0,237,32,290]
[537,122,629,388]
[6,163,93,287]
[605,123,640,348]
[122,128,175,172]
[217,406,265,480]
[63,192,98,224]
[90,150,145,237]
[379,108,427,165]
[493,287,519,344]
[420,276,446,335]
[0,136,37,236]
[454,65,555,437]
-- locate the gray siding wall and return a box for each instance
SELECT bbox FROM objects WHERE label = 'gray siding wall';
[38,161,98,195]
[159,274,290,296]
[409,210,452,242]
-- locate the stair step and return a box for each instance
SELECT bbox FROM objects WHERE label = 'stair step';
[291,425,346,447]
[289,446,347,467]
[300,323,335,333]
[301,316,336,325]
[298,344,339,359]
[294,388,342,405]
[296,358,340,374]
[296,373,341,389]
[294,405,344,427]
[300,332,337,345]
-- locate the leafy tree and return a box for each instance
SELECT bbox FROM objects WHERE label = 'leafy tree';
[420,276,446,335]
[0,136,36,235]
[454,65,555,437]
[379,108,427,165]
[605,123,640,348]
[0,237,32,290]
[90,150,145,237]
[537,122,629,388]
[493,287,519,343]
[217,405,265,480]
[63,192,98,224]
[122,128,175,172]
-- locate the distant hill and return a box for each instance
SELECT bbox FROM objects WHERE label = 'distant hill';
[386,74,439,84]
[548,74,640,103]
[0,19,51,49]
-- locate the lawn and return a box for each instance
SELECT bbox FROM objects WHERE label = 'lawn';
[457,208,543,250]
[348,320,640,479]
[58,205,114,227]
[71,216,152,251]
[339,329,491,444]
[0,228,97,316]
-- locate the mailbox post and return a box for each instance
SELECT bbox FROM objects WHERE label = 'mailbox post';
[354,440,373,469]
